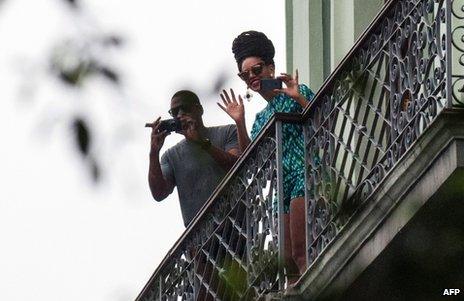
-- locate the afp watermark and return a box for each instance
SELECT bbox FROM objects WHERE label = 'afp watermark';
[443,289,460,296]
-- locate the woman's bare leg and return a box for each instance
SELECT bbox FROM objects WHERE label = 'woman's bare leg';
[290,197,307,275]
[283,213,299,285]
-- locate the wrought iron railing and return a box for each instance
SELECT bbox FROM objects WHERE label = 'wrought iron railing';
[302,0,463,266]
[450,0,464,106]
[136,0,463,300]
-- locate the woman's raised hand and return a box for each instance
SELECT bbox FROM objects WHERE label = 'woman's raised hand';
[217,89,245,124]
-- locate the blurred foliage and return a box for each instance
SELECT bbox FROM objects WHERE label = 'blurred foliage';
[72,118,90,156]
[63,0,78,9]
[46,0,124,183]
[98,65,119,83]
[102,35,123,47]
[71,117,101,183]
[51,34,123,87]
[211,71,228,96]
[46,19,124,183]
[90,158,101,182]
[218,261,247,294]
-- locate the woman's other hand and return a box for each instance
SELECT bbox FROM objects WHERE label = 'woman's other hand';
[275,69,307,107]
[217,89,245,124]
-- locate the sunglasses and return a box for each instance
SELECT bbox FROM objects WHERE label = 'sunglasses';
[237,63,264,81]
[168,103,198,117]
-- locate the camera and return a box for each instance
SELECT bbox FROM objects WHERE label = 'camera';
[145,118,182,133]
[159,118,182,133]
[260,78,282,92]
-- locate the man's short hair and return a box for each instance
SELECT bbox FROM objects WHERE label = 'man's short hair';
[172,90,200,105]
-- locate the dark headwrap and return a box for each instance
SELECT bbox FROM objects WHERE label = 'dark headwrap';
[232,30,275,71]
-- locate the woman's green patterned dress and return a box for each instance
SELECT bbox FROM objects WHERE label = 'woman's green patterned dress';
[250,84,315,213]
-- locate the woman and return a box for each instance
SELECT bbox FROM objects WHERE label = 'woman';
[217,30,315,283]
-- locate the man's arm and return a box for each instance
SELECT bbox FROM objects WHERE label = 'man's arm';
[203,145,239,171]
[148,152,175,201]
[147,117,175,201]
[181,116,239,171]
[234,119,251,153]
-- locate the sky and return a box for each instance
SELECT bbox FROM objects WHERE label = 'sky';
[0,0,285,300]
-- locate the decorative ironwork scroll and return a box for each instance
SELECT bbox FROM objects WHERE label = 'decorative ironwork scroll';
[450,0,464,105]
[304,0,459,266]
[137,123,285,301]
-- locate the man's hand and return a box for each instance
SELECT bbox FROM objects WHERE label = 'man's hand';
[148,117,175,201]
[150,117,170,156]
[179,116,202,142]
[217,89,245,125]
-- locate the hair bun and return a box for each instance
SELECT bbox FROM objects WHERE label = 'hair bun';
[232,30,275,70]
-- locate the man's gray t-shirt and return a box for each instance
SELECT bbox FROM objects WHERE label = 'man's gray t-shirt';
[160,125,238,227]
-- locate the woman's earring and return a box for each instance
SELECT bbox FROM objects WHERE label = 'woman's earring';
[244,88,253,102]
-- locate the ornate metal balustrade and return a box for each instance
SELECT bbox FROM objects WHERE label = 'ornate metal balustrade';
[136,0,463,300]
[303,0,463,267]
[451,0,464,105]
[136,115,303,301]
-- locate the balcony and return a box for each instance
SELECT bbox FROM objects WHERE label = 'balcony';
[136,0,464,300]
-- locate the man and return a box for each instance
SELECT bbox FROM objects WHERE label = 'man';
[148,90,240,227]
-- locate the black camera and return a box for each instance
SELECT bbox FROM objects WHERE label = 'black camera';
[159,118,182,133]
[260,78,283,92]
[145,118,182,133]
